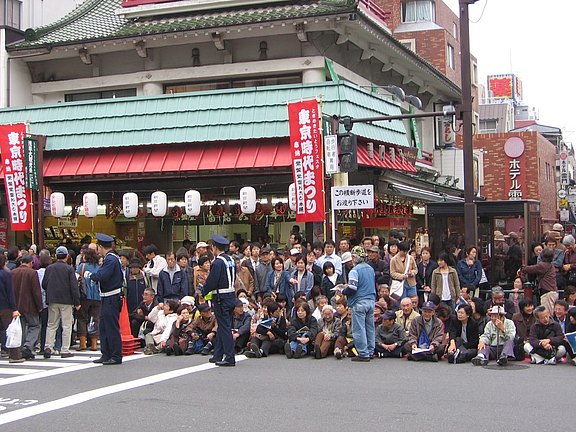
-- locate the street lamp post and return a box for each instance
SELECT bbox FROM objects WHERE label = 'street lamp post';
[460,0,479,247]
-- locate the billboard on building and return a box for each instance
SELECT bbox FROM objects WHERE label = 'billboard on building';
[487,74,523,104]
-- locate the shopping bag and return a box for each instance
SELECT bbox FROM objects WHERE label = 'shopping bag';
[6,316,22,348]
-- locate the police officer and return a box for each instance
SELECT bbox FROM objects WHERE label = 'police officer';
[201,235,237,367]
[90,233,123,365]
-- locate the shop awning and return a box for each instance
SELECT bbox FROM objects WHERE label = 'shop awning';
[42,141,292,178]
[357,145,416,173]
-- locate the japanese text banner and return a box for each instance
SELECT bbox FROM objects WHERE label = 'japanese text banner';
[288,100,325,222]
[0,124,33,231]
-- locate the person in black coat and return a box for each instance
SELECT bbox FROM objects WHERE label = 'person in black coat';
[416,247,438,306]
[446,304,479,363]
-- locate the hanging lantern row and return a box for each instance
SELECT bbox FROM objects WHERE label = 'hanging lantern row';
[49,186,277,218]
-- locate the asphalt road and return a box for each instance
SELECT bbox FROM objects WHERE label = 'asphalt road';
[0,351,571,431]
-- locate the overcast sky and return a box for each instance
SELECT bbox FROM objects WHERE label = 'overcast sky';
[445,0,575,144]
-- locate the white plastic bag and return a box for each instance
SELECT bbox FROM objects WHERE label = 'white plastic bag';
[6,316,22,349]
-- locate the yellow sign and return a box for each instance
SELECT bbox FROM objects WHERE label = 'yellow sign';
[559,198,569,209]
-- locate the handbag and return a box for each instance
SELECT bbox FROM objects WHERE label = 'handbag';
[390,255,411,299]
[479,268,489,285]
[6,316,22,348]
[78,263,87,300]
[87,317,98,335]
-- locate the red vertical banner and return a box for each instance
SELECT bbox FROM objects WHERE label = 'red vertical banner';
[0,123,33,231]
[0,218,7,249]
[288,100,325,222]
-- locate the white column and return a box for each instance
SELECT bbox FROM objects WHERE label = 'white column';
[142,82,163,96]
[302,68,326,84]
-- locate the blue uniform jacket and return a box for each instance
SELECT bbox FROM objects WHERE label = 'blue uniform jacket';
[90,251,123,292]
[202,253,236,296]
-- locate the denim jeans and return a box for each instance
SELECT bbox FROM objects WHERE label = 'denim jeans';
[403,281,417,299]
[351,298,375,358]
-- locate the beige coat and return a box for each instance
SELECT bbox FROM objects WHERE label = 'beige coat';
[390,253,417,287]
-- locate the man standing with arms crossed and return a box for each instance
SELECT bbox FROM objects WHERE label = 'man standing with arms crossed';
[90,234,123,365]
[202,235,237,367]
[342,246,376,362]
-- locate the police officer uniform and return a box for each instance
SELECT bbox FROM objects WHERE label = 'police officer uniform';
[90,233,123,365]
[201,235,237,366]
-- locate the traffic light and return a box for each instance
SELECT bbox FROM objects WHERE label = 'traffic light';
[338,132,358,172]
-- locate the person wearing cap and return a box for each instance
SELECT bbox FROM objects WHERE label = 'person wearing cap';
[142,244,167,294]
[340,251,353,284]
[42,247,80,359]
[472,305,516,366]
[375,310,405,358]
[405,301,446,362]
[519,248,558,317]
[126,258,148,317]
[284,247,300,272]
[367,245,385,286]
[524,305,567,365]
[201,235,237,366]
[341,245,377,362]
[190,241,209,268]
[90,233,124,365]
[232,299,251,353]
[485,286,516,320]
[11,255,43,361]
[316,240,343,277]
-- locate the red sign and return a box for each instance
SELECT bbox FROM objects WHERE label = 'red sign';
[0,124,33,231]
[288,100,325,222]
[0,219,7,249]
[488,75,513,99]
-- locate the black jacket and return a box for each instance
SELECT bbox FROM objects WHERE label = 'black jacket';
[448,318,480,349]
[416,260,438,289]
[42,260,80,306]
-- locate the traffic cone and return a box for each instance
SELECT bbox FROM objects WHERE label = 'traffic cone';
[119,297,140,356]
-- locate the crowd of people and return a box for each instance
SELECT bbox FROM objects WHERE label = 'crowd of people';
[2,224,576,367]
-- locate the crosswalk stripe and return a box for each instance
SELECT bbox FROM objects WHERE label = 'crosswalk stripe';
[0,368,40,375]
[10,361,84,368]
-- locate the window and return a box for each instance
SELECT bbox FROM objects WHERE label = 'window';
[453,22,458,39]
[402,1,435,23]
[1,0,22,29]
[479,119,497,134]
[165,75,301,94]
[64,88,137,102]
[447,44,455,69]
[399,39,416,52]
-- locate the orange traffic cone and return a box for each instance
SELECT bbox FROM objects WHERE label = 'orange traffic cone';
[119,297,140,356]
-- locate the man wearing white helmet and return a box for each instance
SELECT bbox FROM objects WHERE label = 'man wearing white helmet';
[341,246,376,362]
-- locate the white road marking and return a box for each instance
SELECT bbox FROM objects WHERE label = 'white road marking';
[5,361,84,368]
[0,353,147,387]
[0,356,245,425]
[0,369,40,376]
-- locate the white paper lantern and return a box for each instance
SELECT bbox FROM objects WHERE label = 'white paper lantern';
[123,192,139,218]
[83,193,98,218]
[185,190,201,216]
[240,186,256,214]
[50,192,65,217]
[288,183,296,211]
[151,191,167,217]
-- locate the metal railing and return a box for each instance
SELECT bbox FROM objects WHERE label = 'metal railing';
[359,0,391,25]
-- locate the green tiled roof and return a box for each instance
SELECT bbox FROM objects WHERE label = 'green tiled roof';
[0,81,408,151]
[16,0,356,48]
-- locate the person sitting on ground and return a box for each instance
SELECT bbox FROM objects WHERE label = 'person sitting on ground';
[285,301,318,359]
[244,301,287,358]
[166,306,194,356]
[512,298,535,360]
[144,300,179,355]
[485,286,516,320]
[333,298,354,359]
[446,304,479,363]
[375,310,406,358]
[524,305,567,365]
[470,297,489,335]
[472,306,516,366]
[130,287,158,344]
[395,297,420,338]
[232,299,251,354]
[563,285,576,307]
[311,295,329,327]
[373,301,387,328]
[405,301,446,362]
[185,303,216,355]
[520,247,558,317]
[313,305,341,359]
[377,284,399,312]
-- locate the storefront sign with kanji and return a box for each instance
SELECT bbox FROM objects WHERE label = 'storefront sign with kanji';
[288,99,325,222]
[0,124,33,231]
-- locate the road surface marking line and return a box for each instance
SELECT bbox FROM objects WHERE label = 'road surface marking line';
[0,356,245,425]
[0,368,40,375]
[0,354,147,387]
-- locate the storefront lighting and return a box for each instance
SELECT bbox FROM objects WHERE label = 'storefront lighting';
[240,186,257,214]
[185,190,201,217]
[151,191,167,217]
[123,192,139,218]
[50,192,65,217]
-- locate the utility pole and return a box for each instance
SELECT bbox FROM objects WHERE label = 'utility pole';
[459,0,479,247]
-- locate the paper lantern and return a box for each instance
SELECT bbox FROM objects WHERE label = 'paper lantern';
[185,190,201,216]
[123,192,139,218]
[151,191,167,217]
[83,193,98,218]
[50,192,65,217]
[288,183,296,211]
[240,186,256,214]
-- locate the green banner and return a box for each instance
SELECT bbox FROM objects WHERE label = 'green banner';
[24,137,39,190]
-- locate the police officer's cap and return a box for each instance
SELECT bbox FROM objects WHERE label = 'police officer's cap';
[96,233,114,248]
[211,235,229,249]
